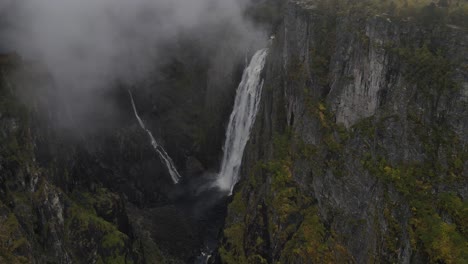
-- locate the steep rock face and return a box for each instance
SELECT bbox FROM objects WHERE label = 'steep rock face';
[219,1,467,263]
[0,35,247,262]
[0,61,140,263]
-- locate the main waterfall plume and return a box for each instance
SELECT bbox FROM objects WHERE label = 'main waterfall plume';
[216,48,268,194]
[128,90,182,184]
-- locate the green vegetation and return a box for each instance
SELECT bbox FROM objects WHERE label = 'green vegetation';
[0,52,139,264]
[66,189,132,264]
[360,122,468,263]
[0,68,34,168]
[306,99,467,263]
[382,197,403,261]
[0,202,29,264]
[385,0,468,26]
[375,163,467,263]
[220,125,354,263]
[219,191,248,263]
[439,192,468,237]
[395,45,459,114]
[311,0,468,27]
[280,207,351,263]
[304,7,466,260]
[222,22,466,259]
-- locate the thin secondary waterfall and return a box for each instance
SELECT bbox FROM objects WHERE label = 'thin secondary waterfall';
[216,48,268,195]
[128,90,181,184]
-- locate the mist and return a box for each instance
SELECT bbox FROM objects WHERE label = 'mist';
[2,0,266,131]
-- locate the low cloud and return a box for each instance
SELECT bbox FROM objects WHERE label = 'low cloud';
[2,0,266,130]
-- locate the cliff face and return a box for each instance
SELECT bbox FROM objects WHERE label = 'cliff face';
[219,1,467,263]
[1,1,467,263]
[0,41,242,262]
[0,61,142,263]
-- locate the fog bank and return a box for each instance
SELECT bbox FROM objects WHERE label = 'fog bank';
[1,0,266,130]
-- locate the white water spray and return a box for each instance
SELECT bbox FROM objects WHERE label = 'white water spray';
[216,48,268,195]
[128,90,181,184]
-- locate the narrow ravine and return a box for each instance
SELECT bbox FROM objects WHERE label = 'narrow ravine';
[128,90,182,184]
[216,48,268,195]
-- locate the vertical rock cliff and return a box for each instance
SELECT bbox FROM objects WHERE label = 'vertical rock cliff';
[0,58,141,263]
[1,1,467,263]
[219,1,467,263]
[0,41,245,263]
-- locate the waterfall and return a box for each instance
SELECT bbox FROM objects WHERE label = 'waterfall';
[128,90,181,184]
[216,48,268,195]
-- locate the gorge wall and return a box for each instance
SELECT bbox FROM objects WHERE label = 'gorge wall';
[218,1,467,263]
[0,0,467,263]
[0,37,245,263]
